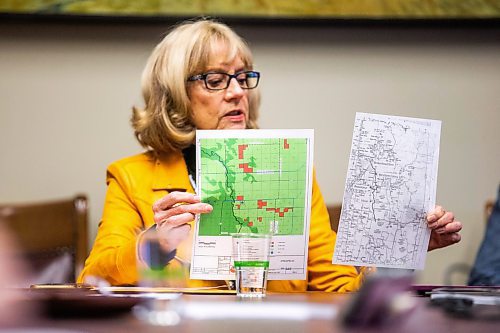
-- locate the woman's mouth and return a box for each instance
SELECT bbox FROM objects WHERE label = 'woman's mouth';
[224,110,245,122]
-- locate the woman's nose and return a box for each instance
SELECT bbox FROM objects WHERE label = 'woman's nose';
[224,77,245,99]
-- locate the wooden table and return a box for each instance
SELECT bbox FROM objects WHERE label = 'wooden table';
[2,291,498,333]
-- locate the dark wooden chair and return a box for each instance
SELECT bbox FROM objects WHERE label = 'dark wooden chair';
[326,204,342,233]
[485,200,494,222]
[0,195,88,284]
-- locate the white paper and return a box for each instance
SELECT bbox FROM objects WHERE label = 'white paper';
[182,301,337,321]
[191,129,314,280]
[333,113,441,270]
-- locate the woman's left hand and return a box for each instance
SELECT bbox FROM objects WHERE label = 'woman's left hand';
[427,205,462,251]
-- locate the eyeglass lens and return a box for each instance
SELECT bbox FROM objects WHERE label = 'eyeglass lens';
[205,72,259,90]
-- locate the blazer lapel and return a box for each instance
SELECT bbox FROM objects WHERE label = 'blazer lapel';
[151,151,194,193]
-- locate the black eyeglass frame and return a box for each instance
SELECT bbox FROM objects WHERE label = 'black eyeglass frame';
[187,71,260,91]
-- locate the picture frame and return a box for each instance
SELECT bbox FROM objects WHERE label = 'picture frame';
[1,0,499,22]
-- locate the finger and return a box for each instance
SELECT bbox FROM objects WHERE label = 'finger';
[428,231,461,251]
[434,221,462,234]
[158,212,195,228]
[152,192,200,212]
[426,205,446,223]
[154,202,212,224]
[158,222,191,235]
[153,192,201,212]
[436,232,462,245]
[168,202,213,217]
[158,212,197,228]
[428,211,455,229]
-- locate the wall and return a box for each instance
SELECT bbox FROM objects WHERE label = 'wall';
[1,20,499,285]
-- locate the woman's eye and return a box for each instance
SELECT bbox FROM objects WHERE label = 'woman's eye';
[206,74,225,88]
[207,79,223,87]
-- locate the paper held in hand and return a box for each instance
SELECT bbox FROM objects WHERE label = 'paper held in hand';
[333,113,441,270]
[191,129,314,281]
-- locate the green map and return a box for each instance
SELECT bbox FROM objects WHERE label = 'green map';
[199,137,308,236]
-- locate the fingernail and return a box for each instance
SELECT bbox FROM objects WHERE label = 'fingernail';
[428,222,437,229]
[436,228,446,234]
[194,195,200,200]
[427,214,436,222]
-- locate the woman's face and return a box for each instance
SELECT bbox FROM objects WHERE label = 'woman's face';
[188,43,250,130]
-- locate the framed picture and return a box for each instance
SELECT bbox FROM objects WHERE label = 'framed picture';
[1,0,499,21]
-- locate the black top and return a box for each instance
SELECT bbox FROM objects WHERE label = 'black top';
[182,144,197,183]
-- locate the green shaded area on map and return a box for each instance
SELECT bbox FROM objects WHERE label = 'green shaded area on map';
[199,138,307,236]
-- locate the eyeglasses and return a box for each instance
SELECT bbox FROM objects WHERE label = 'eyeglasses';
[187,71,260,91]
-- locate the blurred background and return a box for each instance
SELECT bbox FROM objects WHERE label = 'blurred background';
[0,12,499,285]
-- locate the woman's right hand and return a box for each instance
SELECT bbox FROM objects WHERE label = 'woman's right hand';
[152,191,213,253]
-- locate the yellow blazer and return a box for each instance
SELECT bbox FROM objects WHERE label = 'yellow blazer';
[78,151,363,292]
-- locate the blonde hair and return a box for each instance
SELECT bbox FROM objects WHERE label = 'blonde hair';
[131,19,260,155]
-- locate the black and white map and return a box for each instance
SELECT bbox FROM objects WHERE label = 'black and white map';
[333,113,441,270]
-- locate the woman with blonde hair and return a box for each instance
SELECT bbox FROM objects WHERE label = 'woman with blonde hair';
[79,18,462,291]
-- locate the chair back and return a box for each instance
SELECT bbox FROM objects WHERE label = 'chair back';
[327,204,342,233]
[0,195,88,284]
[485,200,494,222]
